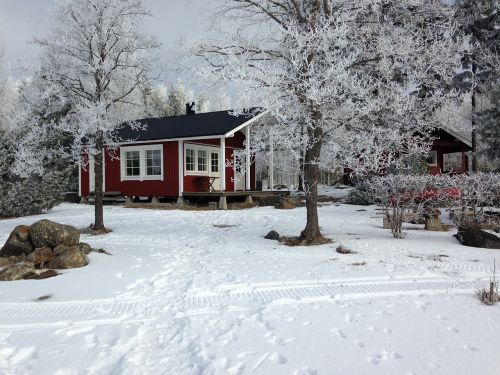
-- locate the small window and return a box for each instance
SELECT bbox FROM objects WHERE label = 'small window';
[427,151,438,166]
[186,149,195,171]
[198,150,207,172]
[146,149,162,176]
[125,151,140,176]
[211,152,219,173]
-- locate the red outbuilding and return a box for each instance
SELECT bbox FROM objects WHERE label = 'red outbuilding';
[79,109,266,207]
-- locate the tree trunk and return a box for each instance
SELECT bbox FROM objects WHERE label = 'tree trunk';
[93,132,105,231]
[471,58,478,172]
[471,91,478,172]
[300,125,325,244]
[298,155,304,192]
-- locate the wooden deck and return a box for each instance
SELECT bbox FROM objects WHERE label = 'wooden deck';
[182,190,290,198]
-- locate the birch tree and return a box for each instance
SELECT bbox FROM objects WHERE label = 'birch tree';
[24,0,159,230]
[195,0,466,244]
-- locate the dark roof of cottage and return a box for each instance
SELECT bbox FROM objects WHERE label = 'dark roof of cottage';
[117,109,263,142]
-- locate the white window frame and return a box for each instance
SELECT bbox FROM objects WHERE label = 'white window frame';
[120,145,164,181]
[184,143,221,176]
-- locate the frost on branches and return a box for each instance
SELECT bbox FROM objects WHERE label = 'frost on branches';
[367,173,499,240]
[16,0,159,230]
[195,0,466,244]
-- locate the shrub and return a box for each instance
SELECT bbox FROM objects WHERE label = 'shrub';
[0,131,70,217]
[346,184,375,205]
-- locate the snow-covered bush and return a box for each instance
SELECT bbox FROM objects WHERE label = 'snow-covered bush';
[346,184,375,206]
[367,175,455,238]
[0,130,68,218]
[448,172,500,231]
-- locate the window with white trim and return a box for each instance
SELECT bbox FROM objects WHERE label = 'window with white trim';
[427,150,438,166]
[125,151,140,177]
[211,152,219,173]
[186,149,195,171]
[198,149,207,172]
[184,144,220,175]
[120,145,163,181]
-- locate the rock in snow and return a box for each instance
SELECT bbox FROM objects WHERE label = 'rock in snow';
[30,219,80,248]
[0,225,34,257]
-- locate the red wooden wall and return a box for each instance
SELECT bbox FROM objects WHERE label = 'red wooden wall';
[80,131,256,197]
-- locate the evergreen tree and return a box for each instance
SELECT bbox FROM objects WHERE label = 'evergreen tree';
[477,84,500,169]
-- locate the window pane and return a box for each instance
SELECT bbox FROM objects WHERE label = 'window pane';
[125,151,140,176]
[211,152,219,173]
[198,150,207,172]
[146,149,162,176]
[186,149,195,171]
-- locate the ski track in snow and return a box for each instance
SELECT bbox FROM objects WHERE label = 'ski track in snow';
[0,276,486,328]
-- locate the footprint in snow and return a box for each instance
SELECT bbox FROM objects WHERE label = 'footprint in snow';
[269,352,287,364]
[463,344,477,352]
[331,328,347,339]
[294,367,318,375]
[354,340,365,348]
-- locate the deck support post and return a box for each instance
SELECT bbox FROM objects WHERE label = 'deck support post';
[176,196,185,207]
[125,196,133,204]
[218,196,228,210]
[245,195,253,204]
[151,197,160,204]
[245,126,251,191]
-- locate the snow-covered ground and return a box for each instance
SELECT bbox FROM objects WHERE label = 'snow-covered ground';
[0,194,499,375]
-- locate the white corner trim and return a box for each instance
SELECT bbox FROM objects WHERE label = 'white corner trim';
[178,140,184,196]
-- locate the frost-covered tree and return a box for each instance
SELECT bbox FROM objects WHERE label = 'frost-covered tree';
[195,0,466,244]
[17,0,159,230]
[0,43,18,132]
[164,81,193,116]
[477,84,500,169]
[454,0,499,171]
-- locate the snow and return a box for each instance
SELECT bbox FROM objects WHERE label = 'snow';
[0,199,499,375]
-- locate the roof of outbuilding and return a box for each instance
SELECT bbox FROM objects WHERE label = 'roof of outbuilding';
[116,109,263,142]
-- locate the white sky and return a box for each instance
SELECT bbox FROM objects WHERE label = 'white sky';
[0,0,212,81]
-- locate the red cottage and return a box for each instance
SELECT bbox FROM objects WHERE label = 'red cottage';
[79,109,266,208]
[343,127,473,185]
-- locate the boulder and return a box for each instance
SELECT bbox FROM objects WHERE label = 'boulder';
[265,230,280,241]
[77,242,92,255]
[259,196,284,207]
[0,255,26,267]
[53,244,72,255]
[23,269,59,280]
[0,262,36,281]
[425,217,445,231]
[30,220,80,248]
[47,246,88,269]
[27,247,54,267]
[274,198,301,210]
[454,227,500,249]
[0,225,34,257]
